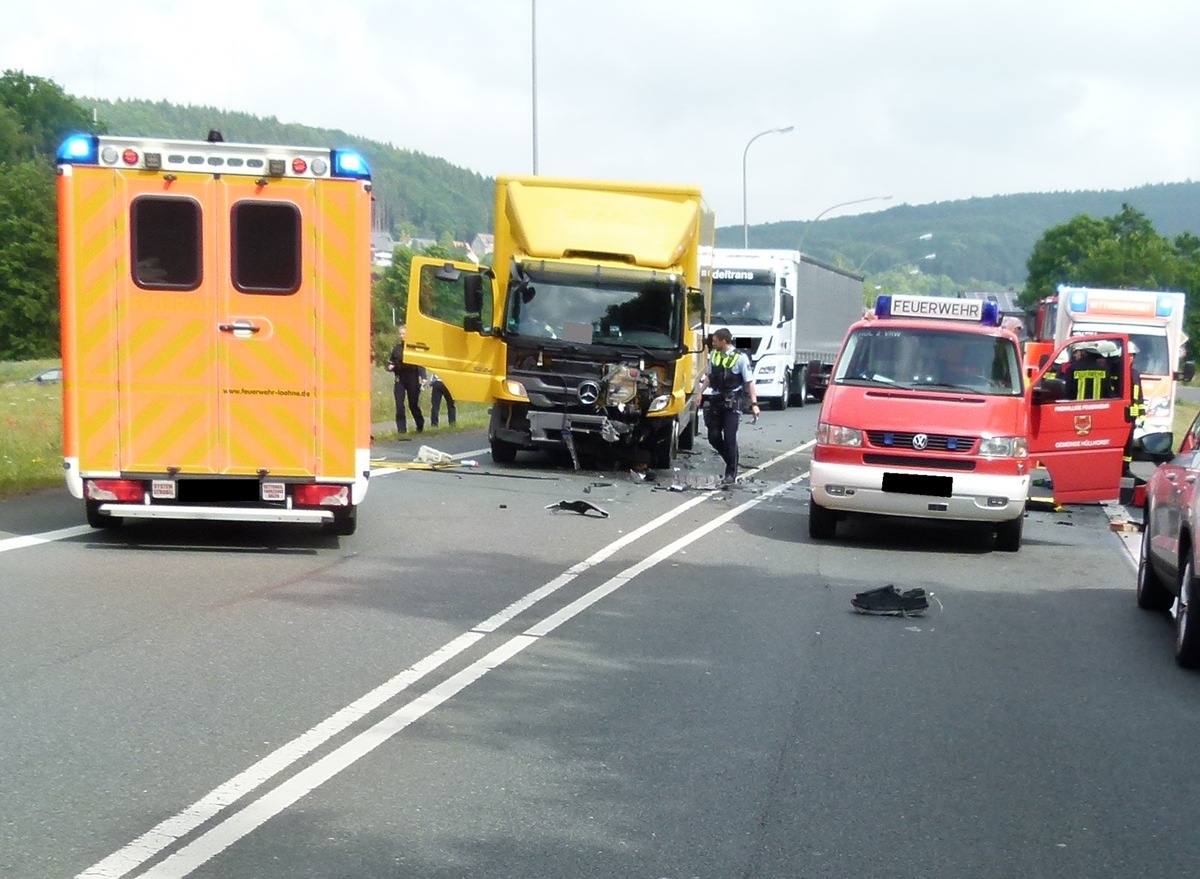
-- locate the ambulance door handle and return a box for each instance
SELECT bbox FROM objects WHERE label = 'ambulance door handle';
[218,322,261,334]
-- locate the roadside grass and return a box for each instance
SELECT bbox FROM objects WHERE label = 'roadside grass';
[1175,399,1199,442]
[0,361,490,499]
[0,359,65,496]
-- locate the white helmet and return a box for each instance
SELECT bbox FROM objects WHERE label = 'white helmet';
[1128,340,1140,355]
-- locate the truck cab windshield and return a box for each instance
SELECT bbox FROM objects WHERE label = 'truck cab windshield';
[504,268,682,349]
[834,327,1023,395]
[710,279,775,326]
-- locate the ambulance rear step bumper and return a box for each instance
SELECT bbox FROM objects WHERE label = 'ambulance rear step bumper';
[97,504,333,524]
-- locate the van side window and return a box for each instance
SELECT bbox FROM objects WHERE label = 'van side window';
[131,196,202,290]
[232,201,301,294]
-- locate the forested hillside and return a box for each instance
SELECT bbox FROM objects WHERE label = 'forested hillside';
[87,98,495,243]
[724,182,1200,287]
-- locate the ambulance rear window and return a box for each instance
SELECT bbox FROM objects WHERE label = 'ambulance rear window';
[131,197,202,290]
[231,201,301,295]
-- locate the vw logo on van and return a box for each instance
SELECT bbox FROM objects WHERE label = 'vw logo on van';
[578,380,601,405]
[912,433,929,450]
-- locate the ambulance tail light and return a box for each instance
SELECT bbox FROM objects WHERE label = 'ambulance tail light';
[978,436,1028,458]
[816,422,863,447]
[294,484,350,507]
[85,479,145,503]
[56,134,100,165]
[331,150,371,180]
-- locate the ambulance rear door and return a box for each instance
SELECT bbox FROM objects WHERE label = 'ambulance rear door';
[116,172,222,475]
[1028,333,1135,504]
[216,176,320,477]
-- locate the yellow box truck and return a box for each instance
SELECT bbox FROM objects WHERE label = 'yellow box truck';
[404,175,712,468]
[56,134,374,533]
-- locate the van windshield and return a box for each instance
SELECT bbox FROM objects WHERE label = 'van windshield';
[834,327,1023,395]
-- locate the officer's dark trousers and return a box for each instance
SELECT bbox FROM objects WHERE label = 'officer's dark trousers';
[705,403,740,479]
[393,374,424,433]
[431,381,456,427]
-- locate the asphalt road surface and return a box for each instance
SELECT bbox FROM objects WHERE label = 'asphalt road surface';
[1,403,1195,879]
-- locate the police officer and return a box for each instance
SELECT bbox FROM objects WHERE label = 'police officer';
[698,328,759,486]
[387,325,426,434]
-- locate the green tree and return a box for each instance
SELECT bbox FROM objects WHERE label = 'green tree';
[0,159,58,357]
[0,70,98,158]
[1021,213,1109,307]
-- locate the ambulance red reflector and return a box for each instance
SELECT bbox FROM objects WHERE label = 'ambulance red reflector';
[86,479,145,502]
[121,148,139,165]
[291,157,307,174]
[294,484,349,507]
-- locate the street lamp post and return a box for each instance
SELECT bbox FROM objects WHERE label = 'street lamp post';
[742,125,794,247]
[855,232,933,274]
[531,0,539,174]
[796,195,893,259]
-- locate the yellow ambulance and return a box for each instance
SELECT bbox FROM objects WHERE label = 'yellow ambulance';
[55,134,374,534]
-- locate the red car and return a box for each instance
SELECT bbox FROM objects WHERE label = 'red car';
[1137,411,1200,667]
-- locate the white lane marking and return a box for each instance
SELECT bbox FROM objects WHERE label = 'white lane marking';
[133,468,811,879]
[78,442,814,879]
[0,524,92,554]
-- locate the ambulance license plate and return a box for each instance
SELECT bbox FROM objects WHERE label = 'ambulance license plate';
[882,472,952,498]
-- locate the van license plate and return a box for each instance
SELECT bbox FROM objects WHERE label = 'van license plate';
[882,472,952,498]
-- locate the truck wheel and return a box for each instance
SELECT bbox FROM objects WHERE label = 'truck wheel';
[808,496,837,540]
[651,426,677,470]
[1136,510,1173,611]
[85,500,121,529]
[1176,557,1200,668]
[795,368,807,408]
[490,437,518,464]
[774,372,789,411]
[994,515,1023,552]
[325,505,358,536]
[677,411,696,451]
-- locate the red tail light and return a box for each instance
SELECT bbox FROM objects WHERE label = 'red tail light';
[85,479,145,502]
[293,484,350,507]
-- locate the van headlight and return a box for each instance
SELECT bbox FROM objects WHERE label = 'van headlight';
[979,436,1028,458]
[816,422,863,447]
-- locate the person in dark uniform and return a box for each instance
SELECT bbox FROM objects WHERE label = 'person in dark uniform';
[387,325,425,434]
[698,327,759,486]
[429,373,456,427]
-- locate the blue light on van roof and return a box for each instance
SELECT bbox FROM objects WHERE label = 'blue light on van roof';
[1157,295,1174,317]
[331,149,370,179]
[1067,289,1088,312]
[56,134,99,165]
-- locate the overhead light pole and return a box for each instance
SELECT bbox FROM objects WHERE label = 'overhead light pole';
[742,125,794,247]
[856,232,933,274]
[797,195,893,259]
[531,0,539,174]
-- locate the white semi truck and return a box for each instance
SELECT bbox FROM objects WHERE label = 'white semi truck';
[706,248,864,408]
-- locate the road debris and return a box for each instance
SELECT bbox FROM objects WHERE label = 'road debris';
[546,500,610,518]
[850,584,929,617]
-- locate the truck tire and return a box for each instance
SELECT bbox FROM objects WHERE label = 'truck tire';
[774,371,790,411]
[325,505,358,536]
[651,425,677,470]
[808,496,837,540]
[677,411,696,451]
[85,500,121,529]
[794,367,807,408]
[490,437,518,464]
[994,515,1023,552]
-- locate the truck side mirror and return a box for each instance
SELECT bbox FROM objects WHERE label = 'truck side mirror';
[463,273,484,313]
[779,291,794,324]
[1181,361,1196,383]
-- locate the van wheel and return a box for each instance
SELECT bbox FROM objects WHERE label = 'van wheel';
[994,515,1023,552]
[808,496,837,540]
[325,506,357,536]
[1136,511,1173,610]
[85,501,121,529]
[490,438,518,464]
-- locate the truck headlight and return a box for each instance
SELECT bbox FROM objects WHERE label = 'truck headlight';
[816,421,863,447]
[649,394,671,412]
[979,436,1028,458]
[502,380,528,400]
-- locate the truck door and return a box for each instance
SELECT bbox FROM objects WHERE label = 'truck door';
[1028,334,1135,504]
[403,257,502,402]
[216,177,319,476]
[116,174,221,474]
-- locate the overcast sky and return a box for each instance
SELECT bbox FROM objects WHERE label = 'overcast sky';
[5,0,1197,231]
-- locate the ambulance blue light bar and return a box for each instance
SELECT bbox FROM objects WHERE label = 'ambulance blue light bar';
[1066,288,1089,313]
[1157,295,1175,317]
[875,294,1000,326]
[56,134,100,165]
[331,149,370,180]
